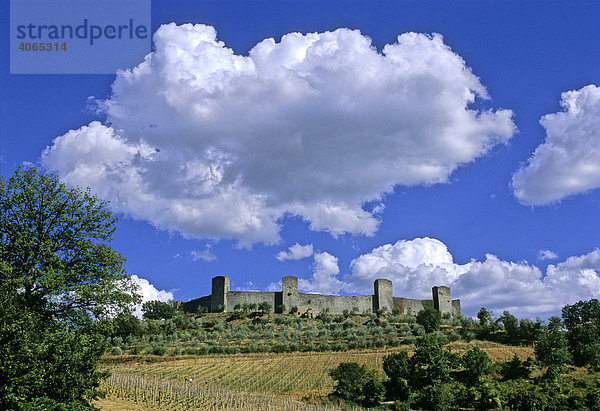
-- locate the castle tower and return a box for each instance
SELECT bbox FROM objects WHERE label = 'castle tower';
[211,276,230,312]
[282,275,298,313]
[432,286,452,315]
[373,278,393,312]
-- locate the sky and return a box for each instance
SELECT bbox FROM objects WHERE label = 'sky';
[2,1,600,318]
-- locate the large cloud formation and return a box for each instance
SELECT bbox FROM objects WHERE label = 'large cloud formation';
[42,24,514,245]
[513,84,600,205]
[293,238,599,317]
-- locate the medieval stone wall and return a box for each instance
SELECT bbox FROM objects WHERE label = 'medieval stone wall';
[184,275,461,316]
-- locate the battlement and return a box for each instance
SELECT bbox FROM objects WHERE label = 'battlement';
[184,276,461,317]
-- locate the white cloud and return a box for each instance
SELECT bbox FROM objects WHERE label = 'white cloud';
[346,238,600,317]
[130,274,174,318]
[191,249,217,262]
[538,249,558,261]
[276,243,314,261]
[513,84,600,205]
[298,252,344,295]
[42,24,514,245]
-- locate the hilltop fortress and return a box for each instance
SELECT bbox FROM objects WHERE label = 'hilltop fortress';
[184,276,461,317]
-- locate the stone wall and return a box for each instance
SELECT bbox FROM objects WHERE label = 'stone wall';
[227,291,281,312]
[393,297,427,315]
[184,275,461,316]
[295,293,373,316]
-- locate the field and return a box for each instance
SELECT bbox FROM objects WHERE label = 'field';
[97,341,534,410]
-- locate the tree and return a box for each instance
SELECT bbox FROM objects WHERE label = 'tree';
[383,351,412,401]
[460,346,492,385]
[0,167,140,408]
[499,310,519,340]
[416,307,441,333]
[142,300,176,320]
[535,328,571,369]
[562,299,600,366]
[258,301,272,315]
[329,362,370,403]
[329,362,384,407]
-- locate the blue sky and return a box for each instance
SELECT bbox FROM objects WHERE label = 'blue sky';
[2,1,600,317]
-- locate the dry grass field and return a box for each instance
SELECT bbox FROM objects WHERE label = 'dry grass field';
[96,341,533,410]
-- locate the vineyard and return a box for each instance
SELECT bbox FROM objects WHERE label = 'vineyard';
[98,342,534,410]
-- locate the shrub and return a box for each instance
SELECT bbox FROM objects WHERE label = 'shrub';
[109,346,123,356]
[151,345,167,356]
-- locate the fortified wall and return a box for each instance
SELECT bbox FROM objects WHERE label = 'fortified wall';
[183,276,461,316]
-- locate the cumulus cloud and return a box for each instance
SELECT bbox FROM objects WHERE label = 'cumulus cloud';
[130,274,174,318]
[298,252,344,294]
[538,249,558,261]
[346,238,600,317]
[276,243,314,261]
[513,84,600,205]
[42,24,514,245]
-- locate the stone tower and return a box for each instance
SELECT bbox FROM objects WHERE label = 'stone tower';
[432,286,452,315]
[211,276,229,312]
[373,278,393,312]
[282,275,298,313]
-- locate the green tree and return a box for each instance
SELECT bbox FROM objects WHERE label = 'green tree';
[329,362,370,403]
[411,334,458,388]
[258,301,272,315]
[499,310,519,340]
[142,300,176,320]
[383,351,412,400]
[0,167,139,408]
[535,328,571,369]
[416,307,441,333]
[562,299,600,367]
[460,346,492,385]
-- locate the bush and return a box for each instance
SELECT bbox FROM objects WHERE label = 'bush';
[151,345,167,356]
[109,346,123,356]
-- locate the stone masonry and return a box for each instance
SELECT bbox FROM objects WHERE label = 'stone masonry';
[184,276,461,316]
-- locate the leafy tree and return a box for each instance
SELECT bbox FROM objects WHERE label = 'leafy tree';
[113,310,142,337]
[535,328,571,369]
[383,351,412,400]
[329,362,370,402]
[562,299,600,366]
[411,334,458,388]
[460,346,492,385]
[142,300,176,320]
[0,167,139,408]
[517,318,543,342]
[499,310,519,340]
[416,307,441,333]
[258,301,272,315]
[329,362,383,407]
[499,355,532,381]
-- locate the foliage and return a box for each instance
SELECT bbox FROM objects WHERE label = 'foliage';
[411,334,458,388]
[416,307,441,333]
[535,328,571,369]
[383,351,411,401]
[0,167,140,409]
[142,300,176,320]
[328,362,369,403]
[562,299,600,367]
[460,346,492,385]
[500,354,532,381]
[499,310,519,340]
